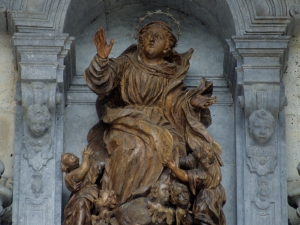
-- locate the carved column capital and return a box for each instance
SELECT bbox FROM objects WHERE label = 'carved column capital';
[230,36,289,115]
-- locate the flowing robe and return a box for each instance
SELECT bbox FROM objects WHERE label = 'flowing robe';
[84,45,213,204]
[183,144,226,225]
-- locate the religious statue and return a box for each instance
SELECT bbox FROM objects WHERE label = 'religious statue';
[170,183,192,225]
[62,12,226,225]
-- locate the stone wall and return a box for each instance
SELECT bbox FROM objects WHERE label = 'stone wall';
[284,17,300,225]
[0,31,17,224]
[0,32,17,178]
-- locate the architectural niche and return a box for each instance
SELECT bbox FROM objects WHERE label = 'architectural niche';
[0,0,292,224]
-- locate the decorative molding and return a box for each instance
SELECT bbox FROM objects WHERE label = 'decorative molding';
[7,0,71,34]
[24,198,48,225]
[21,82,54,173]
[250,202,275,224]
[31,173,43,198]
[230,35,289,225]
[290,4,300,18]
[223,0,290,35]
[12,32,74,225]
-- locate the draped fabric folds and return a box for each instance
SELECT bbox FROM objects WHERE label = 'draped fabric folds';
[84,45,213,205]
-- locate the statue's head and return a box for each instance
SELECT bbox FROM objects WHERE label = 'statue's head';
[150,181,170,205]
[95,190,117,210]
[61,153,79,173]
[137,21,177,59]
[27,104,51,137]
[192,143,215,169]
[248,109,275,145]
[170,183,190,208]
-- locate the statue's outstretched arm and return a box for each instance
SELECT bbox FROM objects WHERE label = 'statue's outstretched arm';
[84,28,124,96]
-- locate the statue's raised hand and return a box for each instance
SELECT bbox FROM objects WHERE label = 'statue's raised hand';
[94,27,114,59]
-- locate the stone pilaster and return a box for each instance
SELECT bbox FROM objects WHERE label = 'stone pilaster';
[11,33,74,225]
[229,36,290,225]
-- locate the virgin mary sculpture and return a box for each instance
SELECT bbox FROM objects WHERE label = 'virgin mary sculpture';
[62,14,226,225]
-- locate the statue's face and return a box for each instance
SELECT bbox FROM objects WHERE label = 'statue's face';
[250,120,274,144]
[142,26,168,60]
[174,188,189,208]
[157,183,170,205]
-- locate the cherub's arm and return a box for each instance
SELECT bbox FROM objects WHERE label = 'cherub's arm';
[162,159,189,182]
[66,148,93,184]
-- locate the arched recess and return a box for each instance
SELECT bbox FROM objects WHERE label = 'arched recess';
[61,1,238,224]
[62,0,237,41]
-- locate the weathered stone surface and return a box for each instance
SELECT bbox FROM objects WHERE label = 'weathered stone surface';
[0,33,17,179]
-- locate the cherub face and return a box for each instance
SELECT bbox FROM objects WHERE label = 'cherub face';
[174,188,189,208]
[61,153,79,173]
[29,119,49,137]
[27,104,51,137]
[157,183,170,205]
[96,191,117,209]
[142,26,168,60]
[251,120,274,144]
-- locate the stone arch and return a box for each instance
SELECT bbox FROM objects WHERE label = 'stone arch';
[62,0,237,41]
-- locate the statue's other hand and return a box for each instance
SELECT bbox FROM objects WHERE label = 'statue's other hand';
[74,181,82,191]
[162,158,176,170]
[190,94,218,109]
[94,27,114,59]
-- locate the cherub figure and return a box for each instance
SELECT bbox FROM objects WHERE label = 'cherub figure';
[24,104,52,170]
[163,142,226,225]
[170,183,192,225]
[115,180,173,225]
[92,190,117,225]
[61,151,87,193]
[247,109,277,176]
[61,147,104,225]
[148,181,174,225]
